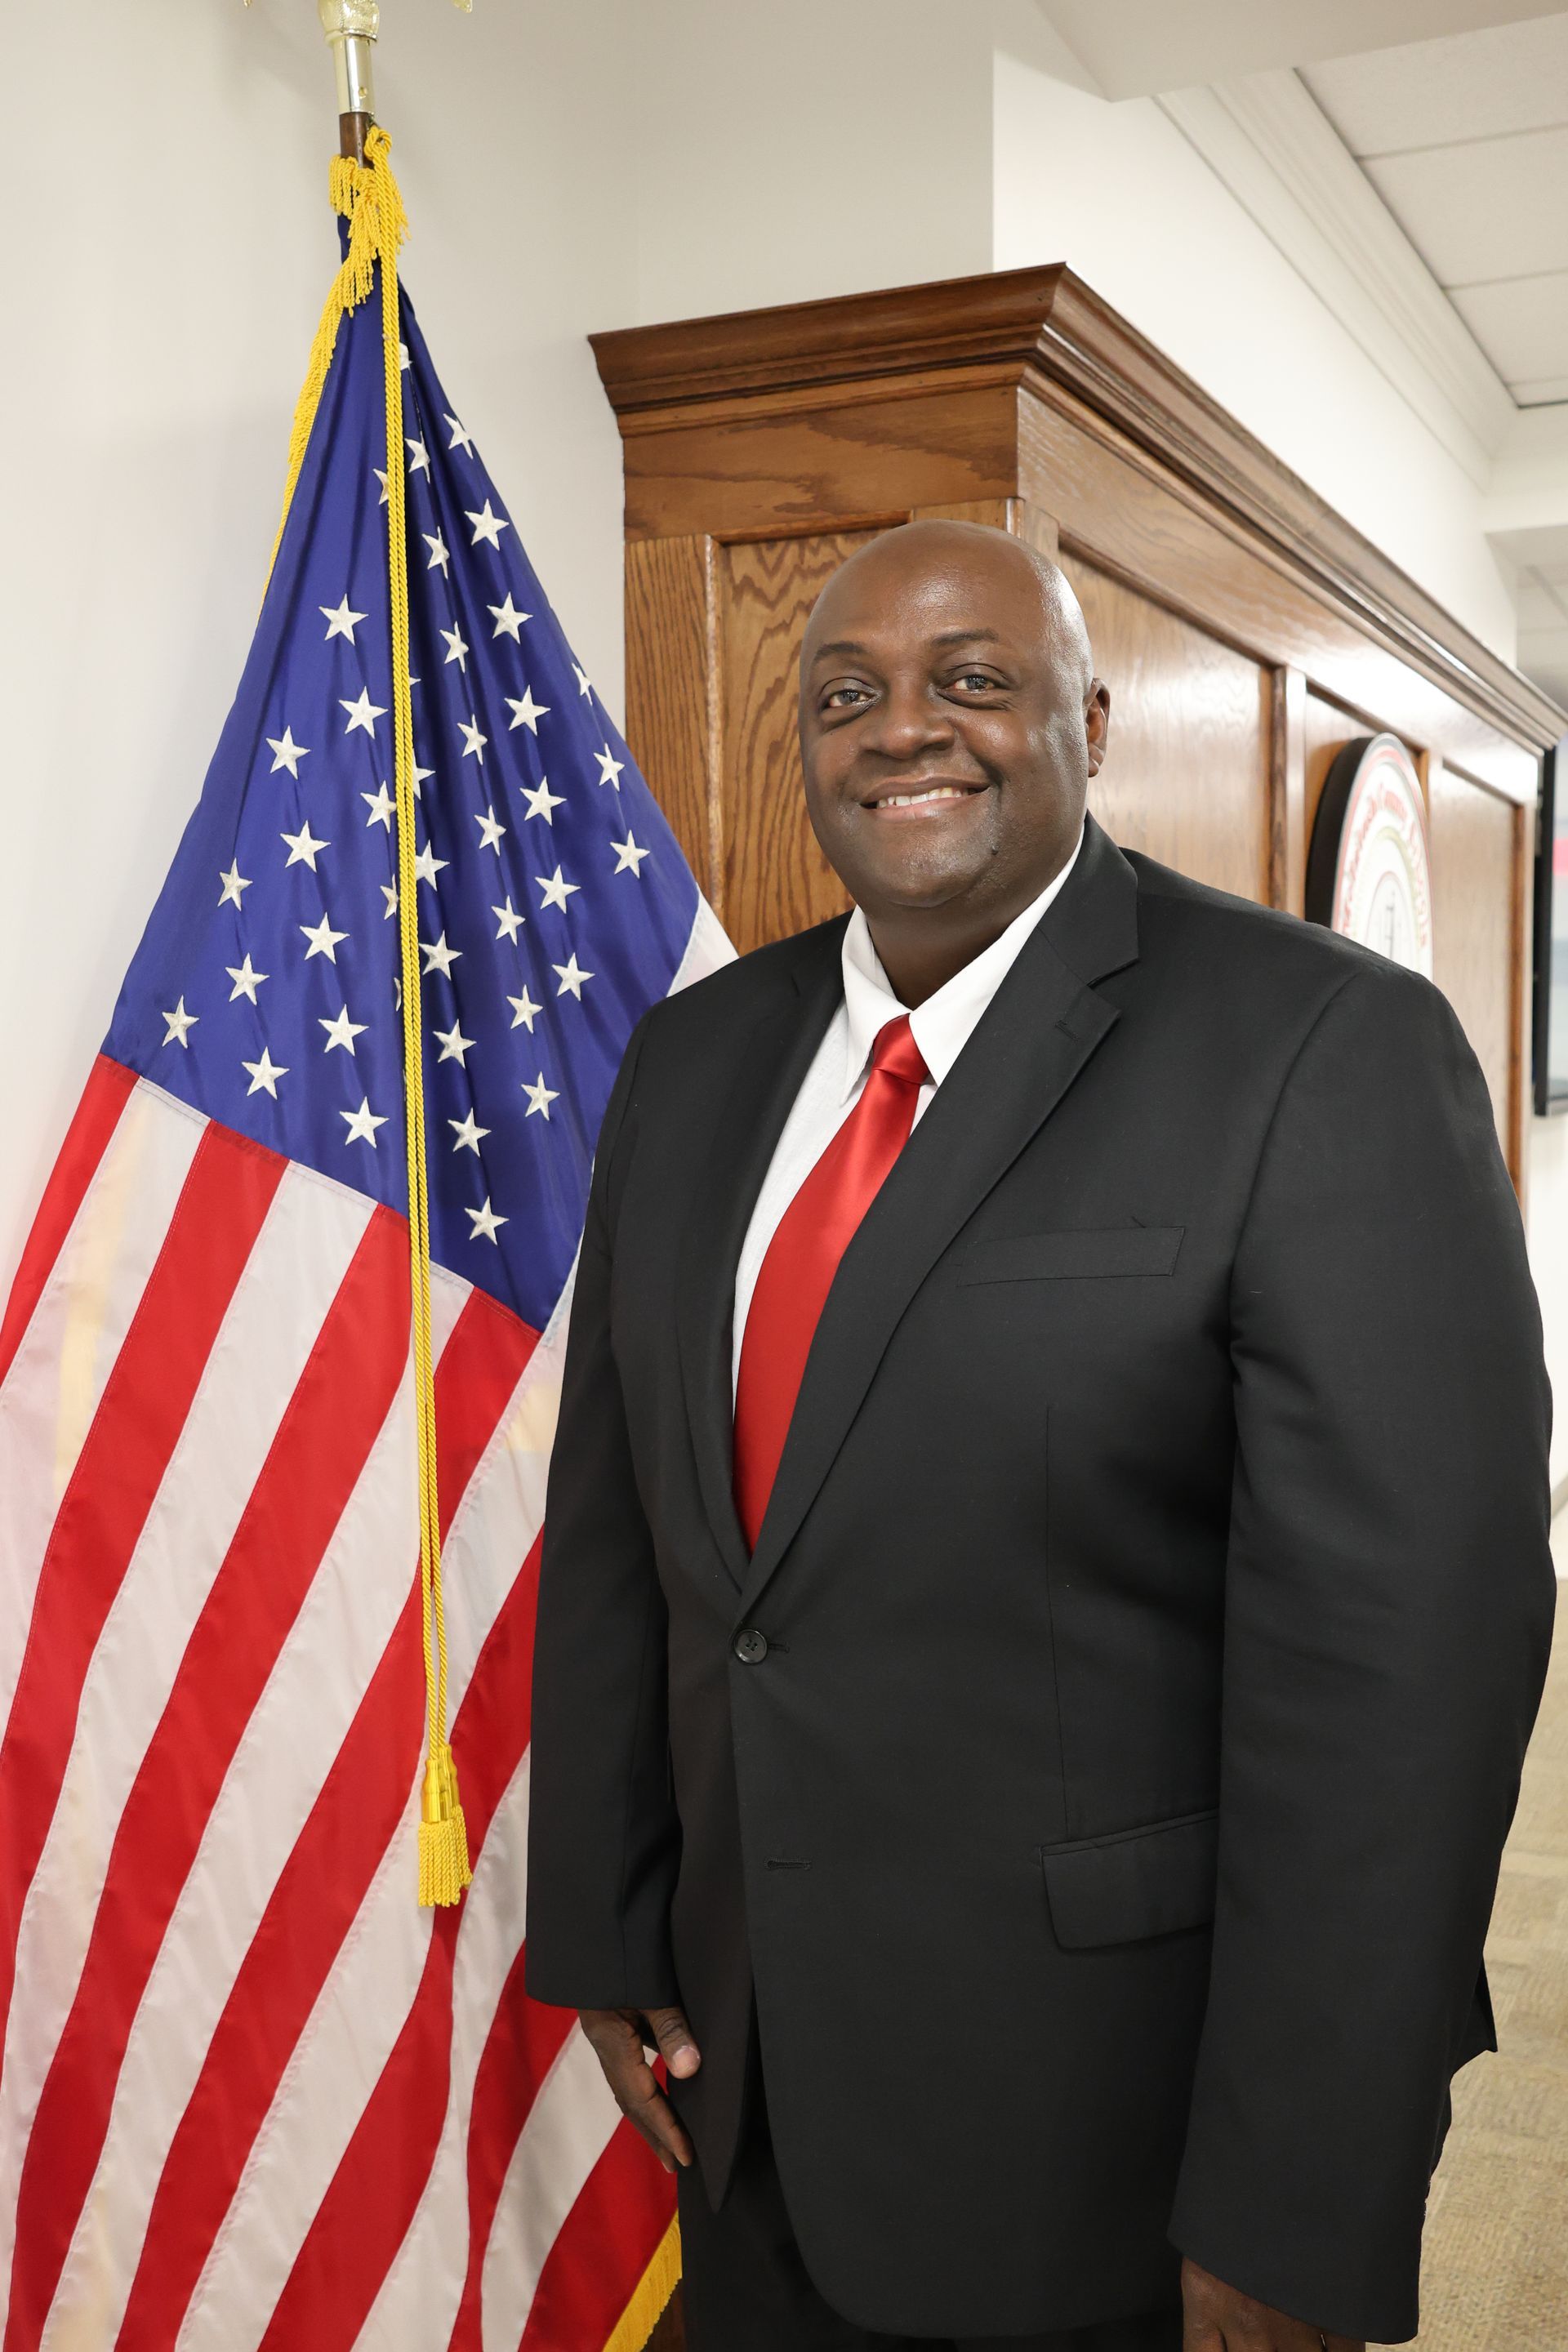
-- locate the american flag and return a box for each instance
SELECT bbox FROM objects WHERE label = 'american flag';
[0,203,728,2350]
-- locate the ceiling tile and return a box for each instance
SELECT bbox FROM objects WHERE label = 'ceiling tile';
[1361,126,1568,282]
[1303,15,1568,154]
[1449,273,1568,384]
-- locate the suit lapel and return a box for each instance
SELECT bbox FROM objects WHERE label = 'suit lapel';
[739,819,1140,1615]
[675,927,845,1589]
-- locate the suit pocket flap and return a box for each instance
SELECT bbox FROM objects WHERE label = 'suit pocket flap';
[960,1226,1184,1284]
[1041,1811,1218,1950]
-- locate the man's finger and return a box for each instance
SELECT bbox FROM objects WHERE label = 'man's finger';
[577,2007,696,2172]
[643,2002,702,2079]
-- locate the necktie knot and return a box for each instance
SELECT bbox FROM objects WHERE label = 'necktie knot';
[870,1014,929,1090]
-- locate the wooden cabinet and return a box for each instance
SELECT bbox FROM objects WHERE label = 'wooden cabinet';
[592,263,1563,1187]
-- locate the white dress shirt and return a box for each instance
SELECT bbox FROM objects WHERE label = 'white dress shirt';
[731,825,1085,1395]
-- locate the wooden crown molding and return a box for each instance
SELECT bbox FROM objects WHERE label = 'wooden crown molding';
[590,265,1564,758]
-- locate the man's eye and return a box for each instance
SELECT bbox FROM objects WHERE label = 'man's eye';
[823,685,871,710]
[955,670,999,693]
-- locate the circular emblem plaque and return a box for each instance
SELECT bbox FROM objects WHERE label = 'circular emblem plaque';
[1305,733,1433,977]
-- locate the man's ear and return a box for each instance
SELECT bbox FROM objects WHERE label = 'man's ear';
[1085,680,1111,778]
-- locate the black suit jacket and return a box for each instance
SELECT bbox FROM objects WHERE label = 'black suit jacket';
[525,818,1553,2342]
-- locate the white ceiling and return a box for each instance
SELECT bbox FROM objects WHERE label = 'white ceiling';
[1303,16,1568,403]
[1032,0,1566,100]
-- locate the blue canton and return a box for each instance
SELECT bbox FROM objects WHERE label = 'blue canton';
[106,275,699,1332]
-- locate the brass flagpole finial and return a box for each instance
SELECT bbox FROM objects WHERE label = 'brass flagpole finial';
[318,0,378,159]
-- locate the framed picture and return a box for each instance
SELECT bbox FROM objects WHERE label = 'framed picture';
[1533,737,1568,1116]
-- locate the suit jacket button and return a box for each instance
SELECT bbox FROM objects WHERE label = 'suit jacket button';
[733,1628,768,1664]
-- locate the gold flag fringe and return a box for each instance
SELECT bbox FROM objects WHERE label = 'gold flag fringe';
[602,2216,681,2352]
[267,129,470,1909]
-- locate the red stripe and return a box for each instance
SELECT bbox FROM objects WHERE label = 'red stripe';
[257,1530,545,2352]
[516,2124,675,2352]
[5,1205,412,2352]
[0,1123,283,2067]
[444,1949,575,2352]
[0,1058,137,1392]
[114,1289,538,2352]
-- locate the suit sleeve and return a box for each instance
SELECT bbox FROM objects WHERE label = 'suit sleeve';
[1169,961,1555,2343]
[524,1011,683,2011]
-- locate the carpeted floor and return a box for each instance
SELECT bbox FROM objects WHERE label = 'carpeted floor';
[1375,1538,1568,2350]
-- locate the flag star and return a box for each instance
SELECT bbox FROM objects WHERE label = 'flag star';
[466,500,509,549]
[343,1097,390,1147]
[446,412,475,456]
[281,820,329,871]
[425,531,451,574]
[162,996,198,1048]
[440,624,469,671]
[414,839,449,889]
[421,932,461,978]
[475,805,506,853]
[362,783,396,830]
[521,776,565,825]
[301,912,348,962]
[381,882,399,920]
[434,1021,475,1065]
[450,1109,491,1154]
[374,467,390,506]
[594,746,626,789]
[218,861,252,908]
[406,436,430,475]
[488,595,532,639]
[535,865,579,913]
[508,987,541,1032]
[493,897,525,942]
[553,954,595,1000]
[523,1073,559,1120]
[319,1004,368,1055]
[612,831,651,875]
[226,955,268,1002]
[458,716,488,763]
[266,728,309,777]
[572,662,593,697]
[466,1196,509,1244]
[341,687,386,737]
[506,686,549,735]
[243,1047,288,1098]
[321,595,367,643]
[411,760,434,801]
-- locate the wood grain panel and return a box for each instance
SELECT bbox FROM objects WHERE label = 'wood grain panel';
[1428,766,1518,1163]
[1269,666,1307,916]
[626,534,721,905]
[1062,556,1268,902]
[719,532,873,955]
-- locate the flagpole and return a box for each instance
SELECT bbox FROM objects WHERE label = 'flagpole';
[318,0,377,163]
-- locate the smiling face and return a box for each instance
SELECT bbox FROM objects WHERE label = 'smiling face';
[799,521,1109,1001]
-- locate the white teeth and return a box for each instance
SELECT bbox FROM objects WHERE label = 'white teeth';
[875,785,969,808]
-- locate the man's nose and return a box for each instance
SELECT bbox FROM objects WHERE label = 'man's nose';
[861,683,953,760]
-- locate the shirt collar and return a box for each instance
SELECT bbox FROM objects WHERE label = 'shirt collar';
[838,821,1086,1101]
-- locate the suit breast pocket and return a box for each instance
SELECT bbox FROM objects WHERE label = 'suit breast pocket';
[959,1226,1185,1285]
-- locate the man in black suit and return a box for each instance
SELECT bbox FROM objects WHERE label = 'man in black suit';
[525,520,1553,2350]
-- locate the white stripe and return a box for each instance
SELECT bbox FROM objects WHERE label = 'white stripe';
[670,896,735,996]
[0,1152,369,2336]
[40,1238,472,2352]
[478,2026,621,2352]
[0,1082,204,1745]
[352,1757,531,2351]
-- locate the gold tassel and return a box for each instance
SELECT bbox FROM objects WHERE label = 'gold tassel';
[418,1742,473,1909]
[602,2216,681,2352]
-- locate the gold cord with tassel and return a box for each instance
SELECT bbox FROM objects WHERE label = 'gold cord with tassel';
[268,130,470,1909]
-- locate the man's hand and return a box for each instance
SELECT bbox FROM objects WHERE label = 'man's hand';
[579,2005,702,2175]
[1182,2258,1365,2351]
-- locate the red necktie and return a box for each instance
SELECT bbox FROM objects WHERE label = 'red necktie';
[733,1014,930,1551]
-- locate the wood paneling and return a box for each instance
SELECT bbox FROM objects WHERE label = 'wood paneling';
[1063,558,1268,902]
[717,532,871,954]
[1429,766,1520,1166]
[626,534,720,902]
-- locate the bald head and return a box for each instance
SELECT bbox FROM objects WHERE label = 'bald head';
[796,517,1110,1005]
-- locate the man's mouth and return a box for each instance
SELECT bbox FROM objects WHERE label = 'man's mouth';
[862,782,987,811]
